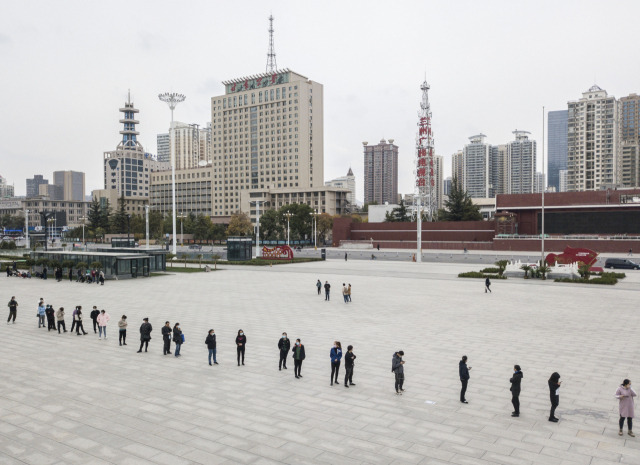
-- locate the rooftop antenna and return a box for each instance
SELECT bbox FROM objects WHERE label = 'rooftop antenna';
[266,15,277,73]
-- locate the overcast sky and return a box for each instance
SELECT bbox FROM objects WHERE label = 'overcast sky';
[2,0,639,201]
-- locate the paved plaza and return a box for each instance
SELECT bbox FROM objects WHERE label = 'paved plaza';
[1,259,639,465]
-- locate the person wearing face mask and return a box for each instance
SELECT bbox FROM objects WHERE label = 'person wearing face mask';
[548,372,562,422]
[330,341,343,386]
[459,355,471,403]
[162,321,172,355]
[344,345,356,387]
[205,329,217,365]
[291,338,305,378]
[615,379,636,437]
[392,351,405,395]
[278,332,290,370]
[510,365,523,417]
[173,323,183,357]
[236,329,246,366]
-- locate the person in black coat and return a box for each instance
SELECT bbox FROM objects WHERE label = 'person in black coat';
[291,339,306,378]
[278,332,290,370]
[137,318,152,352]
[510,365,523,417]
[161,321,172,355]
[236,329,246,366]
[90,306,100,334]
[459,355,471,403]
[324,281,331,301]
[45,305,56,331]
[344,345,356,387]
[205,329,217,365]
[173,323,183,357]
[485,277,491,293]
[548,372,561,422]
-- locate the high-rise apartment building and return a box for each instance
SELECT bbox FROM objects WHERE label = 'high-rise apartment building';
[363,139,398,205]
[157,133,170,164]
[451,150,464,188]
[491,144,509,196]
[169,122,212,170]
[507,130,537,194]
[53,171,85,201]
[547,110,568,191]
[443,177,452,196]
[433,154,444,210]
[0,175,14,198]
[619,94,640,188]
[534,172,544,193]
[325,168,356,207]
[567,85,617,191]
[209,69,324,216]
[463,134,492,198]
[559,169,568,192]
[26,175,48,198]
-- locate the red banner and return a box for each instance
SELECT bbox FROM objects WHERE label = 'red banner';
[546,246,598,266]
[261,245,294,260]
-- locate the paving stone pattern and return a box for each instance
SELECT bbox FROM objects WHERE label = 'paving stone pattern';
[1,261,639,464]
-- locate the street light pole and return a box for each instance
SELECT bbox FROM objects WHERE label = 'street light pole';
[79,216,87,250]
[145,205,149,250]
[126,214,131,241]
[158,92,186,256]
[284,212,293,246]
[250,201,262,258]
[541,105,546,265]
[24,209,29,249]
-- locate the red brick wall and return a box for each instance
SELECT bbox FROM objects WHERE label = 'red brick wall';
[497,189,640,209]
[493,238,640,253]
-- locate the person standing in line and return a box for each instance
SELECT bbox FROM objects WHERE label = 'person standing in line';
[173,323,183,357]
[45,305,56,331]
[137,318,152,353]
[278,332,290,370]
[205,329,217,365]
[548,372,561,422]
[316,279,322,295]
[99,270,105,285]
[615,379,636,437]
[344,252,347,261]
[292,338,305,378]
[510,365,523,417]
[75,307,87,335]
[324,281,331,301]
[42,265,47,280]
[7,296,18,324]
[118,315,127,346]
[56,307,67,333]
[392,351,405,395]
[90,306,100,334]
[629,248,633,256]
[68,268,73,282]
[459,355,471,403]
[344,345,356,388]
[485,277,491,293]
[162,321,172,355]
[342,283,348,303]
[37,299,46,328]
[70,306,80,333]
[236,329,246,366]
[330,341,343,386]
[97,309,110,340]
[347,284,352,302]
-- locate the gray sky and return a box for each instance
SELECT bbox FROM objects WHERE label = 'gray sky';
[2,0,639,201]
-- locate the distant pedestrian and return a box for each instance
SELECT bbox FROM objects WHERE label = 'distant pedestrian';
[137,318,152,352]
[55,267,62,282]
[629,249,633,257]
[278,332,290,370]
[316,279,322,295]
[75,308,87,335]
[37,299,46,328]
[377,244,380,251]
[485,277,491,293]
[99,270,105,285]
[330,341,342,386]
[118,315,127,346]
[347,284,352,302]
[56,307,66,333]
[173,323,183,357]
[90,306,100,333]
[292,338,305,378]
[342,283,348,303]
[392,351,405,394]
[548,372,561,422]
[324,281,331,301]
[344,252,347,261]
[205,329,217,365]
[42,266,47,280]
[510,365,523,417]
[68,268,73,282]
[70,306,80,333]
[7,296,18,324]
[615,379,636,437]
[97,309,110,339]
[459,355,471,403]
[162,321,172,355]
[236,329,246,366]
[344,345,356,388]
[45,304,56,331]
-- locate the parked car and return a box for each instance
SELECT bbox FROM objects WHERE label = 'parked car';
[604,258,640,270]
[189,244,202,250]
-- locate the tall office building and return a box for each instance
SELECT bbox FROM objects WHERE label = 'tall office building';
[325,167,356,207]
[463,134,492,198]
[169,122,212,170]
[53,171,85,201]
[157,133,170,163]
[490,144,509,196]
[534,172,544,193]
[507,130,537,194]
[26,175,48,198]
[0,175,14,198]
[209,69,324,216]
[547,110,568,191]
[363,139,398,205]
[567,85,617,191]
[451,150,464,188]
[443,177,452,196]
[558,169,568,192]
[619,94,640,188]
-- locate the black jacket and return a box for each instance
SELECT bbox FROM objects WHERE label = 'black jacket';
[510,371,523,395]
[205,334,216,349]
[236,335,247,346]
[324,283,330,292]
[90,310,100,320]
[459,360,470,380]
[291,344,306,360]
[161,325,172,340]
[549,380,560,399]
[344,351,356,368]
[278,337,290,352]
[139,322,152,341]
[173,327,183,343]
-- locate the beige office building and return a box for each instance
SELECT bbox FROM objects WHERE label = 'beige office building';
[325,168,356,207]
[210,69,324,217]
[170,122,212,170]
[53,170,85,201]
[619,93,640,188]
[240,186,349,220]
[452,150,464,187]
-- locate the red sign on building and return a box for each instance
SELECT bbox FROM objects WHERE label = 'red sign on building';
[261,245,294,260]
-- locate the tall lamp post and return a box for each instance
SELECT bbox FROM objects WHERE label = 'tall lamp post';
[178,213,186,246]
[145,205,149,250]
[284,212,293,246]
[126,214,131,241]
[250,201,262,258]
[47,217,55,249]
[541,106,546,264]
[24,209,30,250]
[310,209,318,249]
[158,92,186,256]
[79,216,87,250]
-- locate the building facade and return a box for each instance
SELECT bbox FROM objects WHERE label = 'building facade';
[619,94,640,188]
[547,110,568,191]
[26,175,48,198]
[363,139,398,205]
[150,165,214,217]
[559,169,568,192]
[0,175,14,198]
[463,134,492,198]
[490,144,508,196]
[325,168,356,207]
[567,85,617,191]
[209,69,324,217]
[53,171,85,201]
[169,122,212,170]
[451,150,464,188]
[157,133,170,164]
[433,154,444,210]
[0,198,88,229]
[507,130,537,194]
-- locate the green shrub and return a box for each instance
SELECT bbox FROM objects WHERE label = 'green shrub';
[1,241,17,250]
[480,267,500,274]
[554,276,618,285]
[597,271,626,279]
[458,271,506,279]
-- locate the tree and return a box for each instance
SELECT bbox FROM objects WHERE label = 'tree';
[495,260,508,277]
[99,199,112,231]
[439,176,482,221]
[384,200,411,222]
[149,211,164,240]
[211,223,226,243]
[192,215,213,241]
[87,197,102,234]
[111,193,129,234]
[317,213,333,243]
[260,209,282,240]
[227,212,253,236]
[520,264,532,279]
[278,203,313,240]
